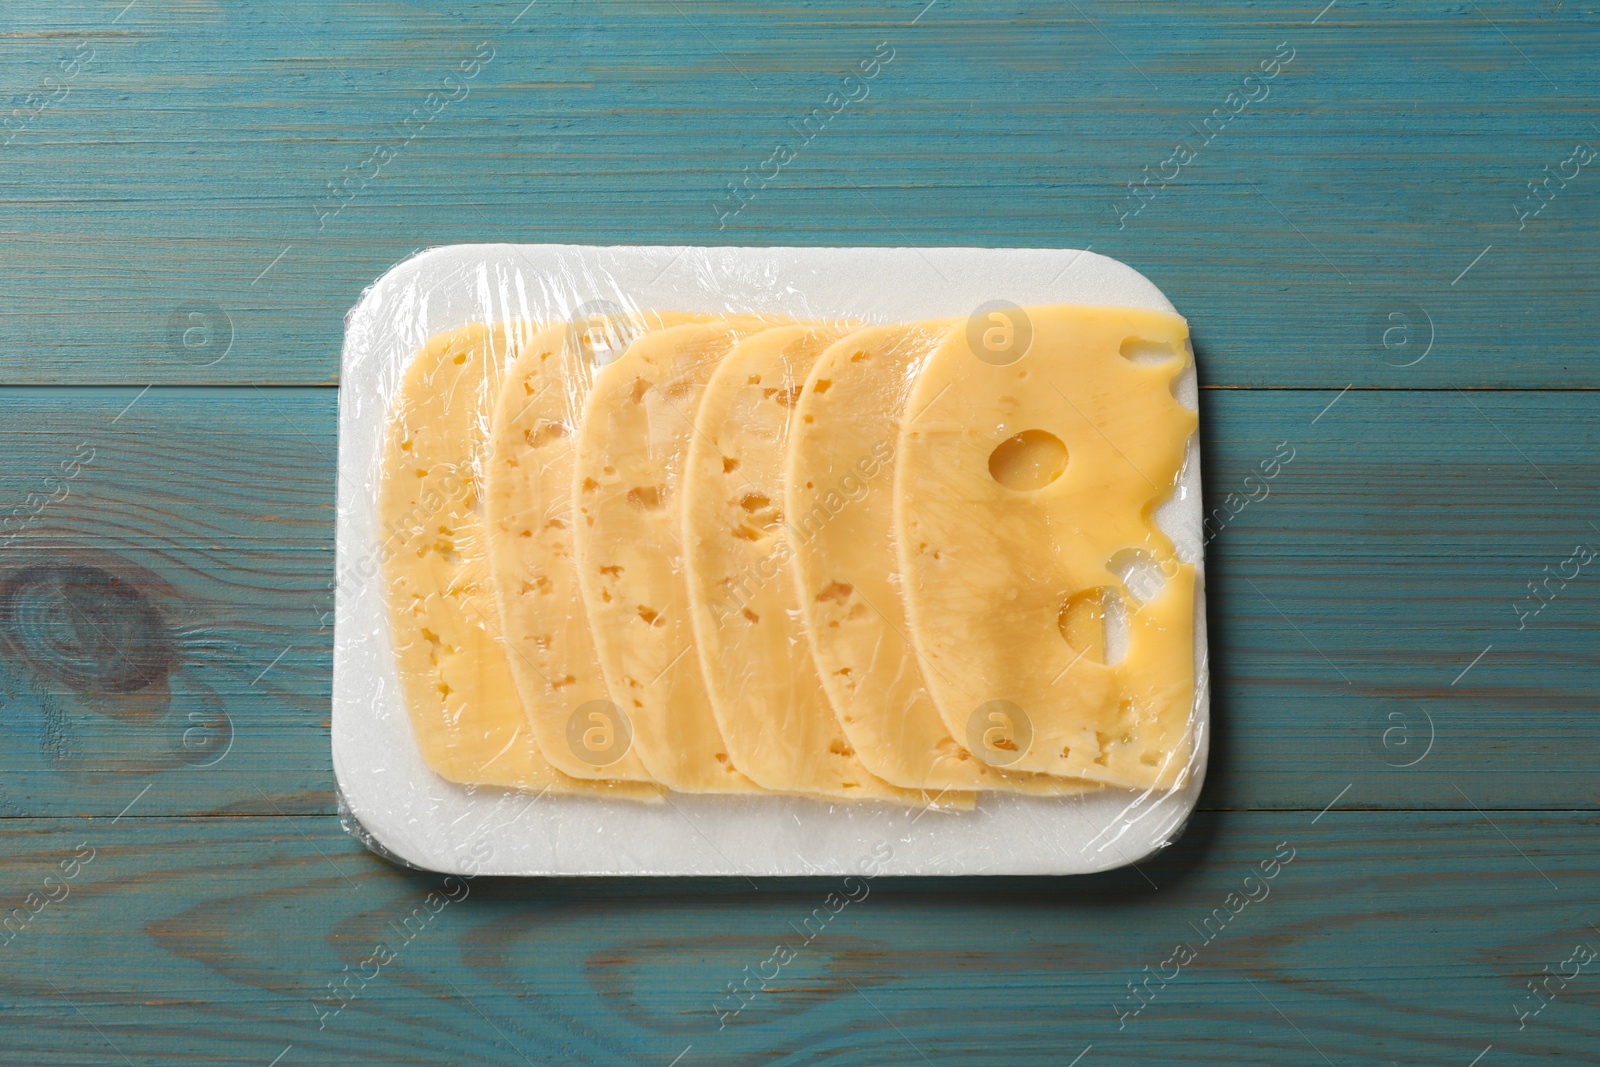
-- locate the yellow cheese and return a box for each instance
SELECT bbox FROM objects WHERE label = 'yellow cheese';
[894,304,1198,790]
[379,321,658,799]
[787,322,1096,796]
[572,318,780,793]
[682,323,949,805]
[485,314,706,782]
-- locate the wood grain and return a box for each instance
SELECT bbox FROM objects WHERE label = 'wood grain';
[0,813,1595,1065]
[0,1,1595,386]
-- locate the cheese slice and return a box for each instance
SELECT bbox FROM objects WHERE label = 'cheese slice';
[485,313,708,782]
[682,323,949,805]
[894,304,1199,790]
[787,322,1096,796]
[379,321,657,800]
[572,318,780,794]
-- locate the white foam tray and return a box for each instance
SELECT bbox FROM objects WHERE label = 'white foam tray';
[334,244,1208,876]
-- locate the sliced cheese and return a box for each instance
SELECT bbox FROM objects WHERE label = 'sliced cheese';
[572,318,780,794]
[682,324,948,805]
[486,313,707,782]
[787,322,1096,796]
[894,304,1199,790]
[379,321,657,800]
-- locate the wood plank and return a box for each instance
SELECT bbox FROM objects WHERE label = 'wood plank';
[0,811,1594,1065]
[0,387,333,816]
[0,1,1595,386]
[1202,386,1600,810]
[2,386,1597,814]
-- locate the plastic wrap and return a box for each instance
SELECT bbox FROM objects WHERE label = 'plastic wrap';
[334,244,1208,876]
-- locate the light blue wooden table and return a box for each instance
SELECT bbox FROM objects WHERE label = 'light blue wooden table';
[1,1,1597,1063]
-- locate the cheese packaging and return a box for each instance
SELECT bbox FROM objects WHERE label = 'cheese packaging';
[573,317,779,794]
[377,321,657,802]
[895,305,1198,789]
[335,246,1209,876]
[788,322,1096,797]
[681,323,954,807]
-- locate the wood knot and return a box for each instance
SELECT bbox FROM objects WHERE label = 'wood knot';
[0,563,175,695]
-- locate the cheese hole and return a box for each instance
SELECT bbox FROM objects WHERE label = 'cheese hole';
[988,429,1067,491]
[1056,589,1107,664]
[524,421,568,449]
[817,581,853,604]
[1058,588,1131,666]
[1102,589,1130,666]
[627,486,664,510]
[1121,338,1178,365]
[1110,549,1166,606]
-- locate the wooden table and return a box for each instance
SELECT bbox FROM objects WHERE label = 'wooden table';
[2,2,1596,1063]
